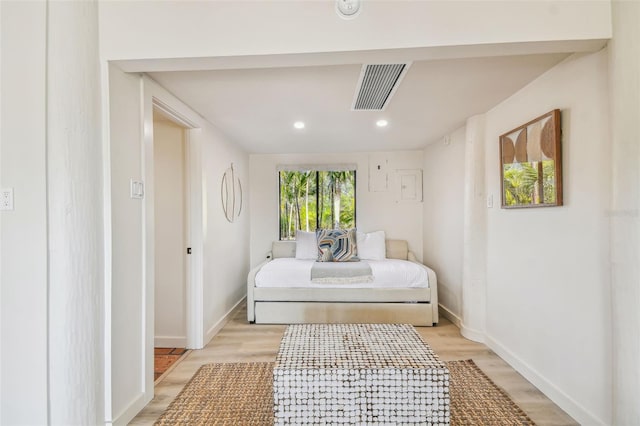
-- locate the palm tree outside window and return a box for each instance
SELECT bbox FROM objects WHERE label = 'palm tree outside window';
[279,170,356,240]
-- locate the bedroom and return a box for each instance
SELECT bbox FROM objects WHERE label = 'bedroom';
[1,1,638,425]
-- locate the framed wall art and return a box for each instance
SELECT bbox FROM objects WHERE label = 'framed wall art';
[221,163,243,222]
[499,109,562,208]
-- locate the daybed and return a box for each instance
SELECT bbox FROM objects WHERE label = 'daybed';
[247,239,439,326]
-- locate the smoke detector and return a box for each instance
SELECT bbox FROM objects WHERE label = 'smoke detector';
[336,0,361,19]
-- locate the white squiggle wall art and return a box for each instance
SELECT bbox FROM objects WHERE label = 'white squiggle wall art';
[221,163,242,223]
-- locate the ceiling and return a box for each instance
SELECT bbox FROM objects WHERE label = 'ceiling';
[149,52,569,154]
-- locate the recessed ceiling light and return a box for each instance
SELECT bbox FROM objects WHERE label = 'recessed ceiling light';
[294,121,305,129]
[376,119,388,127]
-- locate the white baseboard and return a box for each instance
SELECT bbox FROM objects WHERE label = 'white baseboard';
[460,324,485,343]
[485,334,606,426]
[437,303,484,343]
[438,303,462,328]
[108,391,149,426]
[204,296,246,345]
[154,336,187,348]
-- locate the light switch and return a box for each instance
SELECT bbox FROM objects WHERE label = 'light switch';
[486,194,493,208]
[130,180,144,199]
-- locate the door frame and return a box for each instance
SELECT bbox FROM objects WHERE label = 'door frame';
[141,76,204,400]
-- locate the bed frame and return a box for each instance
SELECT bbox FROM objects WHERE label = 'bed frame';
[247,239,439,326]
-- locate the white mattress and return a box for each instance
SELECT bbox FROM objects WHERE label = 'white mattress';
[255,258,429,289]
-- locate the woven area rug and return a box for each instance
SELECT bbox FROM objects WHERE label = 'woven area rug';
[155,360,534,425]
[447,359,534,425]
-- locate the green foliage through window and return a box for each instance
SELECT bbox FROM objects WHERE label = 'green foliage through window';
[279,170,356,240]
[502,160,556,206]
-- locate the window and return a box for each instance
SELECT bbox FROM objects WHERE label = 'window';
[279,169,356,240]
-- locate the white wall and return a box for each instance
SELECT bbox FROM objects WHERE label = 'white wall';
[153,119,187,347]
[201,125,250,341]
[423,127,466,318]
[0,2,49,423]
[249,151,424,268]
[608,0,640,423]
[107,64,145,424]
[2,2,105,423]
[47,1,105,423]
[106,68,251,423]
[483,51,611,425]
[98,1,610,63]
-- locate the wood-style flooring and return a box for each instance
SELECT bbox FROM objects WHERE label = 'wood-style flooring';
[131,303,577,425]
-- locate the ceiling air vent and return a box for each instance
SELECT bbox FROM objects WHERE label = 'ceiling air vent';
[352,63,411,111]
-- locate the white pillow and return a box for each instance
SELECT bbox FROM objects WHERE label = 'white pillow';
[356,230,386,260]
[295,230,318,260]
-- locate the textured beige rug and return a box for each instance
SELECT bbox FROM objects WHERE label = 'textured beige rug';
[447,359,534,425]
[155,360,534,425]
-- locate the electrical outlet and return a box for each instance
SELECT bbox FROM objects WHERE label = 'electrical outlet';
[1,188,14,211]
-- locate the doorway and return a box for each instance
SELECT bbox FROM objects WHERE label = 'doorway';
[140,78,205,405]
[152,108,190,380]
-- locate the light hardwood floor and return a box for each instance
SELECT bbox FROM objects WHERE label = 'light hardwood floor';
[131,303,577,425]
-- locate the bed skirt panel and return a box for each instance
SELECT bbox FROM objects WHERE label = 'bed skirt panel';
[253,287,431,302]
[254,302,434,326]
